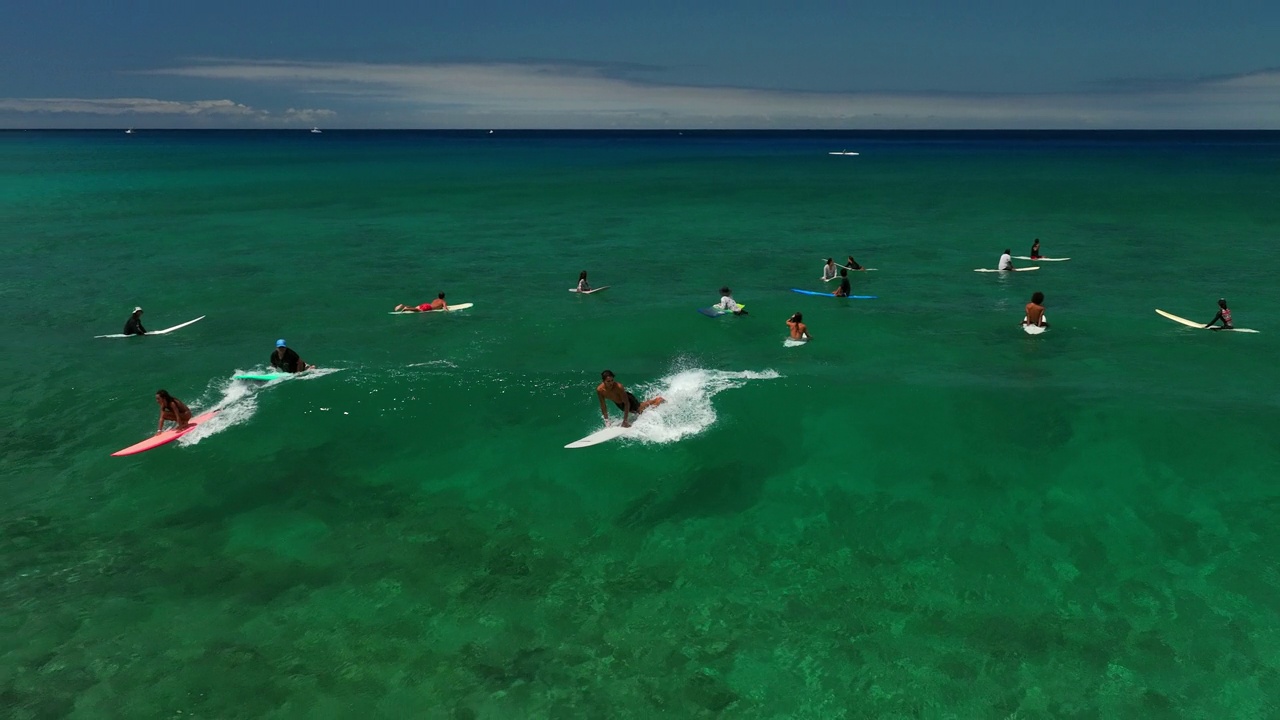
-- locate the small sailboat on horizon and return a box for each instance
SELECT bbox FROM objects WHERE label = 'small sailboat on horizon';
[310,127,322,134]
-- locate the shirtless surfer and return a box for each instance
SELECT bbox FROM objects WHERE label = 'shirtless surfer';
[395,292,448,312]
[1023,291,1049,328]
[786,312,811,341]
[596,370,664,428]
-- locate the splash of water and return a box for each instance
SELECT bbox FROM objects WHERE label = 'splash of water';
[616,368,779,445]
[178,367,341,446]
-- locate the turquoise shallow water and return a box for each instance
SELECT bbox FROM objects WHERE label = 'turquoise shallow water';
[3,130,1280,718]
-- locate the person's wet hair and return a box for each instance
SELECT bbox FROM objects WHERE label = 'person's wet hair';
[1032,292,1044,304]
[601,370,615,380]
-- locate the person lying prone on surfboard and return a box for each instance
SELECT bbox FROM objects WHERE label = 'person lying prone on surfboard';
[786,312,811,341]
[156,389,192,432]
[394,292,449,312]
[1206,298,1233,329]
[270,339,313,373]
[1023,292,1048,327]
[597,370,665,428]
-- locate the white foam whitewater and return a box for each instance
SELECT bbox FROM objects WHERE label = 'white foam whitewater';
[178,367,341,447]
[617,368,779,445]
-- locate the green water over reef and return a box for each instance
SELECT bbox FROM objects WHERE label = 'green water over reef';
[2,131,1280,718]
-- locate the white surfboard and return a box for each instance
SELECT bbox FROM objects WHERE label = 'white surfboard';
[1022,314,1048,335]
[569,286,611,294]
[388,303,474,315]
[828,151,860,156]
[96,315,205,339]
[975,267,1039,273]
[1015,256,1070,261]
[565,425,631,449]
[1155,309,1258,333]
[784,337,808,347]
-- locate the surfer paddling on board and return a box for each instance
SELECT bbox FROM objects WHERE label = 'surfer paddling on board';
[155,390,192,432]
[1029,239,1042,260]
[833,270,851,297]
[1023,292,1049,328]
[1205,298,1234,330]
[787,312,811,341]
[270,339,313,374]
[844,255,865,271]
[577,271,591,292]
[394,292,448,313]
[718,287,747,315]
[597,370,664,428]
[998,249,1017,271]
[123,307,147,336]
[822,258,838,281]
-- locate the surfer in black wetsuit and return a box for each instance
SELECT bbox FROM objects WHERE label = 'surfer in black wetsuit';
[270,339,312,373]
[1029,238,1042,260]
[844,255,864,271]
[834,270,851,297]
[123,307,146,335]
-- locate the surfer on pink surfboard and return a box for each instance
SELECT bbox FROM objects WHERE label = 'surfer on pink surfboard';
[155,389,192,432]
[596,370,664,428]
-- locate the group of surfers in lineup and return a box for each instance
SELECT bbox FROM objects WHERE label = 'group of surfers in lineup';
[127,236,1240,436]
[125,308,314,433]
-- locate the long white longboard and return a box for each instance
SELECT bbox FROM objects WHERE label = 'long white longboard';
[96,316,205,339]
[975,267,1039,273]
[1155,309,1258,333]
[1015,256,1070,261]
[569,286,611,294]
[388,303,474,314]
[565,425,631,448]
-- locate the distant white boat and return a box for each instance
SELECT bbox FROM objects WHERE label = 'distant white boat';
[125,128,134,134]
[828,150,859,156]
[310,127,322,134]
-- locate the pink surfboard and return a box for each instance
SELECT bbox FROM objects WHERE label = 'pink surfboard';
[111,411,219,457]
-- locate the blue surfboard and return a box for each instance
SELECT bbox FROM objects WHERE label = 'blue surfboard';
[790,288,877,299]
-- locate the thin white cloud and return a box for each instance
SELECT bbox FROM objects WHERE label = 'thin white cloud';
[0,97,335,125]
[137,60,1280,128]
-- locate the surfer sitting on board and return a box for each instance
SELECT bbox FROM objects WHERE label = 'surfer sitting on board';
[597,370,665,428]
[998,250,1017,271]
[156,390,192,432]
[833,270,851,297]
[718,287,747,315]
[1024,292,1049,328]
[270,339,313,374]
[395,292,448,313]
[845,255,864,271]
[577,271,591,292]
[123,307,146,336]
[1206,298,1234,329]
[1029,239,1042,260]
[787,312,811,341]
[822,258,838,281]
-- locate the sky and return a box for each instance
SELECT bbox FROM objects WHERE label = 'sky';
[2,0,1280,129]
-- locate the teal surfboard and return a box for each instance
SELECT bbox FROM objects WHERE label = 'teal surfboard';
[234,373,284,381]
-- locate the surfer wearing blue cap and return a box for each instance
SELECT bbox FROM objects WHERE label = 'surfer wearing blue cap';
[1205,298,1234,330]
[123,307,146,336]
[269,339,311,373]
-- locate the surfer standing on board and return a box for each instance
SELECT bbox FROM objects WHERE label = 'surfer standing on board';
[597,370,665,428]
[155,390,192,432]
[998,249,1017,271]
[395,292,448,313]
[123,307,147,336]
[270,339,313,373]
[1205,298,1234,329]
[1024,292,1048,328]
[787,312,811,341]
